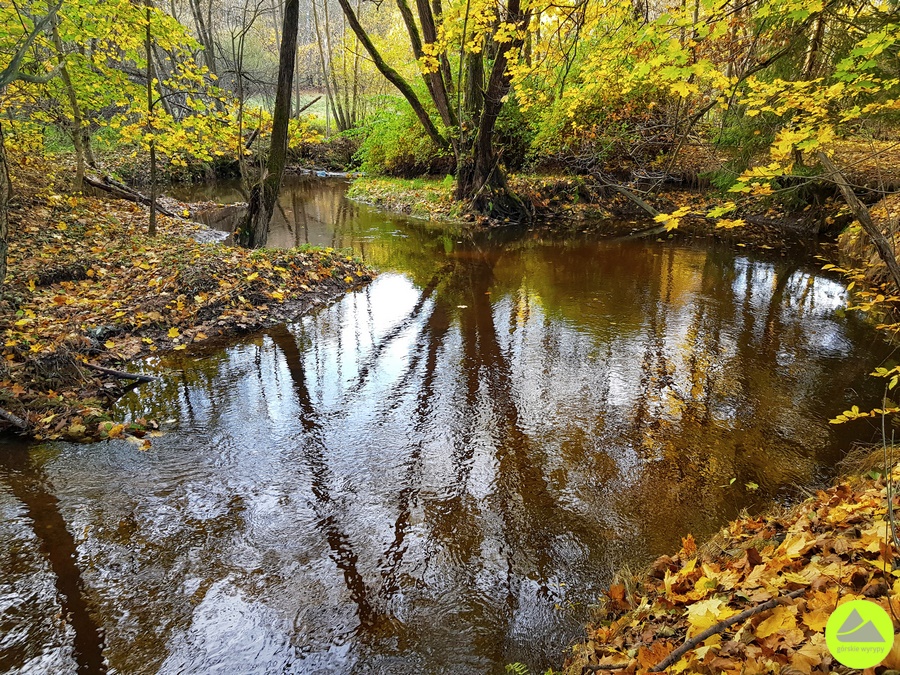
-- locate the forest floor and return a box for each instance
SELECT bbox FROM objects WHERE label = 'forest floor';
[563,448,900,675]
[0,153,374,443]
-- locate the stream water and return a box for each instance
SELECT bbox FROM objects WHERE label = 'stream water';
[0,176,895,674]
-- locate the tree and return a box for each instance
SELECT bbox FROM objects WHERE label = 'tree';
[236,0,299,247]
[336,0,533,219]
[0,1,61,287]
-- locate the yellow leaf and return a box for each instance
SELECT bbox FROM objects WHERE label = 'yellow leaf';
[142,337,154,344]
[14,318,30,327]
[802,606,830,632]
[195,332,208,340]
[167,327,180,338]
[756,604,797,638]
[778,533,812,559]
[716,218,746,229]
[104,339,116,349]
[246,272,259,281]
[174,344,187,351]
[270,291,284,301]
[686,597,736,637]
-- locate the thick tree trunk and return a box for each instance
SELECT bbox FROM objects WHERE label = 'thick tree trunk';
[456,1,531,221]
[238,0,299,248]
[0,121,10,287]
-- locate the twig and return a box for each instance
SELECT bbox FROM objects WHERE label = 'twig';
[296,95,321,115]
[83,363,158,383]
[0,407,28,430]
[582,663,630,673]
[648,588,807,672]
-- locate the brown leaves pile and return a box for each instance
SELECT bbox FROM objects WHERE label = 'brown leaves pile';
[568,473,900,674]
[1,163,373,441]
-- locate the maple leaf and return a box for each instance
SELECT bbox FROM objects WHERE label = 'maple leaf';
[686,597,736,637]
[755,603,797,638]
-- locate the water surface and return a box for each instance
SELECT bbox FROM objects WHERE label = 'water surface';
[0,177,892,674]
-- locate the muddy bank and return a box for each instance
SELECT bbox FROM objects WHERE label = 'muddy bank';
[346,174,848,253]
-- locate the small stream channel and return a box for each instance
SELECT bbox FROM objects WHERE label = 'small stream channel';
[0,176,895,674]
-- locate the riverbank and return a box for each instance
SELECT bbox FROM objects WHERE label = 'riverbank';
[563,447,900,674]
[346,173,840,249]
[0,154,374,443]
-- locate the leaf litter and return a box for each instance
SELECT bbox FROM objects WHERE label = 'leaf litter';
[566,461,900,674]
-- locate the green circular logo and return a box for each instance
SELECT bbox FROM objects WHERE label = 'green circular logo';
[825,599,894,668]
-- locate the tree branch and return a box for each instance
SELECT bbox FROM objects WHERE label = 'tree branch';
[648,588,807,672]
[0,0,62,88]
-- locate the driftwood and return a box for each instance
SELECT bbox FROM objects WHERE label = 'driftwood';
[818,151,900,292]
[612,185,660,219]
[0,407,28,430]
[591,172,669,239]
[84,362,158,383]
[648,588,807,672]
[84,175,176,217]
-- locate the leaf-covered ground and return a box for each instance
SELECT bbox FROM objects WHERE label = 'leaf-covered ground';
[565,459,900,674]
[1,155,374,442]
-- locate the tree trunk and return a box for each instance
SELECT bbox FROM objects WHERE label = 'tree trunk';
[50,18,86,189]
[0,121,10,287]
[336,0,448,150]
[456,0,531,220]
[238,0,299,248]
[146,0,157,236]
[818,151,900,291]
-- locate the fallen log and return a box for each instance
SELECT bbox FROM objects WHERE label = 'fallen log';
[84,362,159,383]
[0,407,28,430]
[84,175,176,217]
[818,151,900,292]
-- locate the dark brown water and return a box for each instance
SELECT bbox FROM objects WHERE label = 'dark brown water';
[1,177,894,674]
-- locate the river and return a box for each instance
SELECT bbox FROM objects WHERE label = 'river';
[0,176,891,674]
